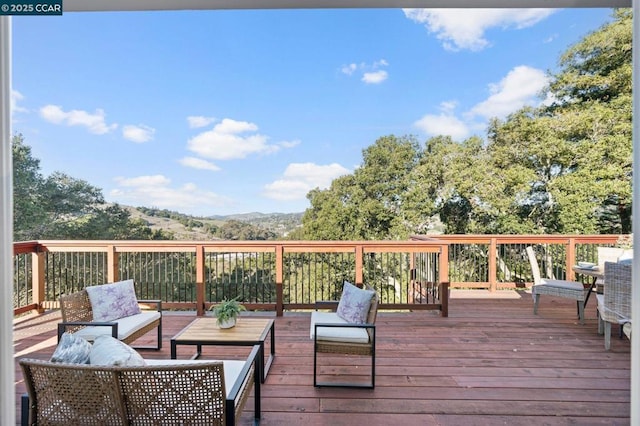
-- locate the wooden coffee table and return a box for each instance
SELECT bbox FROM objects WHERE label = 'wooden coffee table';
[170,317,275,383]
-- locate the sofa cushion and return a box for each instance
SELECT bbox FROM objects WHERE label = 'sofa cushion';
[73,311,161,342]
[310,311,370,344]
[336,281,375,324]
[85,279,142,322]
[90,335,146,366]
[50,332,92,364]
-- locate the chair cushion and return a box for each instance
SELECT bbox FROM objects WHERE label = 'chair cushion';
[144,359,247,399]
[50,332,92,364]
[336,281,375,324]
[538,279,585,291]
[73,311,161,341]
[310,311,370,344]
[90,335,146,366]
[85,279,142,322]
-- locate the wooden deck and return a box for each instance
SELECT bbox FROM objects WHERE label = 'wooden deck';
[14,290,631,425]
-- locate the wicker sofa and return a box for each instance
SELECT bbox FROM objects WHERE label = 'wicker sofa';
[58,284,162,350]
[20,345,261,425]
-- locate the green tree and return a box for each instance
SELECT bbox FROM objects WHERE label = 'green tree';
[12,134,173,240]
[486,10,632,234]
[301,135,423,240]
[13,134,47,240]
[297,10,631,239]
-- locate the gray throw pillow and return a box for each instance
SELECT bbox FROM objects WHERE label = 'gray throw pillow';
[50,332,92,364]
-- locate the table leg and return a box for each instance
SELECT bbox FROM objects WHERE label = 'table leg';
[170,340,176,359]
[259,321,276,383]
[584,277,598,309]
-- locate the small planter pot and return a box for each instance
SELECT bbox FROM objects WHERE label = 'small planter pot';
[217,317,237,329]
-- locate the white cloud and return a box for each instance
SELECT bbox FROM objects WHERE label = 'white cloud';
[263,162,350,201]
[414,102,471,140]
[122,124,155,143]
[341,63,358,75]
[341,59,389,83]
[39,104,117,135]
[469,65,550,119]
[414,65,550,140]
[362,70,388,84]
[179,156,221,171]
[11,90,27,114]
[187,115,216,128]
[110,174,230,213]
[279,140,301,149]
[187,118,281,160]
[403,8,556,51]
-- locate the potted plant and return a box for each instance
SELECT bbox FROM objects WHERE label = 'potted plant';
[210,298,246,329]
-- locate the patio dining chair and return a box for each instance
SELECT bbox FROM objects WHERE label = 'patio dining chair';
[526,246,587,324]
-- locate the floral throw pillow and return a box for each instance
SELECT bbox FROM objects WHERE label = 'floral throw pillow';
[85,279,141,322]
[336,281,376,324]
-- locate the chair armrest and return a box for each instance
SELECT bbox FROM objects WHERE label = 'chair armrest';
[227,344,260,401]
[138,299,162,312]
[57,321,118,341]
[314,301,338,311]
[314,322,375,331]
[313,322,376,344]
[226,344,261,423]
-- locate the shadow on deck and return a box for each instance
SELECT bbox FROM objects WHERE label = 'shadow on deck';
[13,290,630,425]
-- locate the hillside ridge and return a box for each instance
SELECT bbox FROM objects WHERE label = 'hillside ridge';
[121,205,303,240]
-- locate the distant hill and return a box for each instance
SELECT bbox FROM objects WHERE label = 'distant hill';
[218,212,304,235]
[122,206,303,240]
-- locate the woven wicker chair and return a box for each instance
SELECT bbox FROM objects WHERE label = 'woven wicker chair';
[59,288,162,350]
[19,345,261,426]
[311,289,378,389]
[526,246,587,324]
[597,261,632,350]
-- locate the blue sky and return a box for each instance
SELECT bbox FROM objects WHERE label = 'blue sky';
[11,7,614,216]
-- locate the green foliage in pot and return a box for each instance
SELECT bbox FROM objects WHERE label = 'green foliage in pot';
[210,298,246,325]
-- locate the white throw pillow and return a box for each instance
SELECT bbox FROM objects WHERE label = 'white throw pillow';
[50,332,92,364]
[85,279,141,322]
[89,335,146,366]
[336,281,375,324]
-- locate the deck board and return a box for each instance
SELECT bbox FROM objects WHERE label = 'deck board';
[13,290,631,425]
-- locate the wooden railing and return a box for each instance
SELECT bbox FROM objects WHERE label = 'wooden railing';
[13,235,621,317]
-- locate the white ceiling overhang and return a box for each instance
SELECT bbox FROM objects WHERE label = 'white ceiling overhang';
[63,0,631,12]
[1,0,636,425]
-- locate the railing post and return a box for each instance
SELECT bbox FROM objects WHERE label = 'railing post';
[489,238,497,292]
[31,251,45,314]
[196,245,205,316]
[107,245,118,283]
[567,238,576,280]
[355,245,364,287]
[439,243,449,286]
[439,281,449,317]
[275,245,284,316]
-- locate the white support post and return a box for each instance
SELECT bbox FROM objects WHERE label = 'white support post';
[632,2,639,424]
[0,15,14,426]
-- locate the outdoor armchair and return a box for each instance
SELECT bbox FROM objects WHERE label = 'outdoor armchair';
[597,261,632,350]
[58,280,162,350]
[311,282,378,388]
